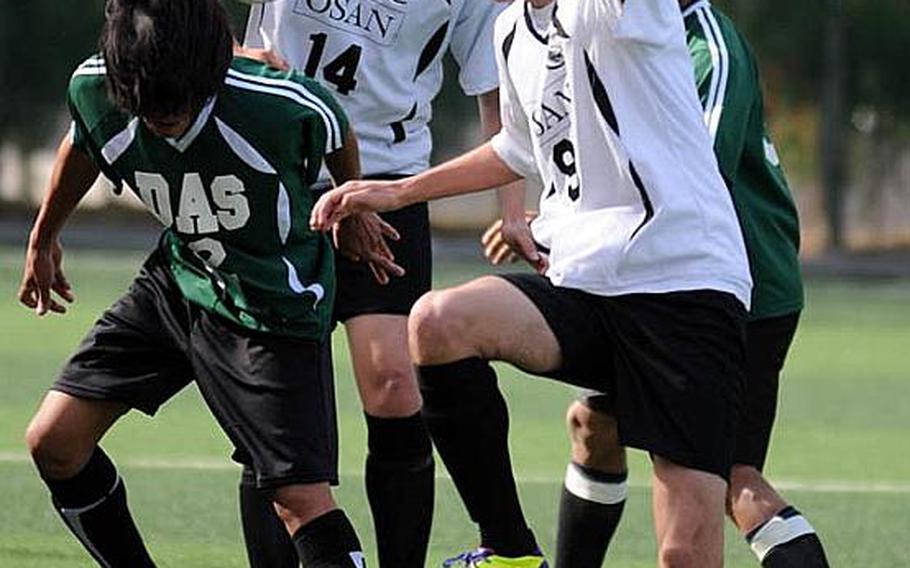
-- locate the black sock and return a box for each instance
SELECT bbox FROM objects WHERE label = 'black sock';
[292,509,365,567]
[238,466,298,568]
[42,447,155,568]
[419,358,537,557]
[556,462,627,568]
[364,412,434,568]
[746,507,830,568]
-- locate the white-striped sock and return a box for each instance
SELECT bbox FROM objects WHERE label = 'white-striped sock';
[747,508,817,562]
[563,463,627,505]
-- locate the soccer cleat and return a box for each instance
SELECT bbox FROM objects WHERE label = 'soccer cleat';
[442,548,548,567]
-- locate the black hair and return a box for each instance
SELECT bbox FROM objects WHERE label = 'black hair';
[100,0,233,117]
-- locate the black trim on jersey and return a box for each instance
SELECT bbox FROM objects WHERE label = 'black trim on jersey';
[524,1,549,45]
[414,23,450,80]
[629,162,654,240]
[584,51,620,136]
[551,4,569,38]
[502,22,518,61]
[391,103,418,144]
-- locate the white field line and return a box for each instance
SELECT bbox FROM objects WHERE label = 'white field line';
[2,451,908,495]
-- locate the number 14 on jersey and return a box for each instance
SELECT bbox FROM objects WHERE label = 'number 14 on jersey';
[304,33,362,95]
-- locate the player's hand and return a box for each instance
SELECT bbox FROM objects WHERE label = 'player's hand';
[18,239,75,316]
[310,180,404,232]
[333,212,405,285]
[233,45,290,72]
[481,211,548,274]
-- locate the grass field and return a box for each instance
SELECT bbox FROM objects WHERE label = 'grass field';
[1,245,908,567]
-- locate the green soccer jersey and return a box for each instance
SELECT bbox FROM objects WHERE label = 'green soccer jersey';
[684,1,804,320]
[67,55,349,339]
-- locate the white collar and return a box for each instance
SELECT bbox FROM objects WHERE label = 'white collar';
[164,96,217,153]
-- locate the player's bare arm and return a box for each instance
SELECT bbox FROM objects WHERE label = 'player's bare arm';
[310,142,520,230]
[19,134,100,316]
[477,89,543,271]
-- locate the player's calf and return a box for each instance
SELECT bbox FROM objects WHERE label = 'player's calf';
[557,400,629,568]
[729,466,830,568]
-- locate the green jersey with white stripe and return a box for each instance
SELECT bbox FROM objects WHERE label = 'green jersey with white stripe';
[684,1,804,320]
[68,55,349,339]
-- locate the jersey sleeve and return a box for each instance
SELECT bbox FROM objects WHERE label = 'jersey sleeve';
[690,18,754,185]
[295,72,350,154]
[66,64,126,190]
[290,73,351,182]
[449,0,505,96]
[488,17,536,179]
[591,0,683,47]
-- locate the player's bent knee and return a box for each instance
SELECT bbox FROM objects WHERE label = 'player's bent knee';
[25,417,91,479]
[409,291,472,365]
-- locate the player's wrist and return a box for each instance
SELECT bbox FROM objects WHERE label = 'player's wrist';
[28,227,58,252]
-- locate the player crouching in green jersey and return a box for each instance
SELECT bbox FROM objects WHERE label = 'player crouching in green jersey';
[18,0,394,566]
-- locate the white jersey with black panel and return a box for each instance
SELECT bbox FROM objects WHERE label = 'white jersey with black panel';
[245,0,503,182]
[491,0,574,252]
[492,0,751,308]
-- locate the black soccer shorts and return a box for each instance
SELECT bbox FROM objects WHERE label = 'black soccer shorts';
[316,176,432,323]
[578,312,800,472]
[500,272,747,480]
[53,250,339,489]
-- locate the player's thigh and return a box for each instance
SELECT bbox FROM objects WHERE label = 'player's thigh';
[191,316,339,489]
[409,274,562,373]
[652,455,726,568]
[343,313,421,417]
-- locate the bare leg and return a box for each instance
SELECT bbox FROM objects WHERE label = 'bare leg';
[26,391,155,567]
[26,390,126,479]
[345,314,434,568]
[409,276,561,370]
[556,401,629,568]
[652,456,726,568]
[410,276,560,558]
[728,465,789,534]
[272,483,364,567]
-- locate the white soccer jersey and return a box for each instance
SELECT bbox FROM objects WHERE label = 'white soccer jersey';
[245,0,503,181]
[492,0,752,307]
[492,0,573,251]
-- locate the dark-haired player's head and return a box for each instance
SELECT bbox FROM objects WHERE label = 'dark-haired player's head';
[100,0,234,137]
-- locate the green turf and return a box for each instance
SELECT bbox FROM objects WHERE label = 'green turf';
[1,247,909,566]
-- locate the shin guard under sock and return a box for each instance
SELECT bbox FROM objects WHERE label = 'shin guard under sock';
[43,447,155,568]
[747,507,830,568]
[556,462,627,568]
[364,412,434,568]
[238,466,298,568]
[419,358,537,557]
[292,509,365,567]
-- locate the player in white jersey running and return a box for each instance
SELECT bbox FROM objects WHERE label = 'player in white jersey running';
[238,1,515,567]
[309,1,752,566]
